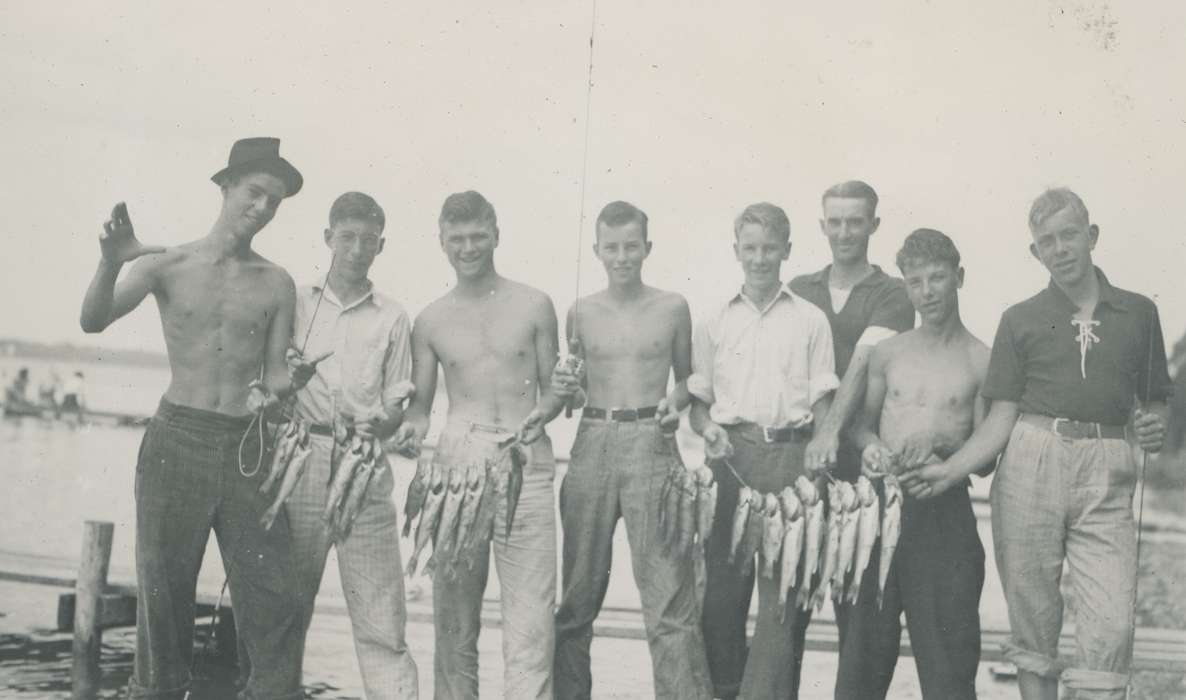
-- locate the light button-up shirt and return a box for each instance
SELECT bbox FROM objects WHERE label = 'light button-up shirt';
[688,285,838,428]
[292,282,414,426]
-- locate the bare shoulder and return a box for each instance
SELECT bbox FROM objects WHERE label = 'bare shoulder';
[415,294,452,332]
[651,287,690,314]
[874,328,913,360]
[963,331,991,376]
[504,278,556,319]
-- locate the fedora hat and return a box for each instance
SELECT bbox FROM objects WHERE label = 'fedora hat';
[210,137,303,197]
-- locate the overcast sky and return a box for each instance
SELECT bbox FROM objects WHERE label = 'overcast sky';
[2,0,1184,355]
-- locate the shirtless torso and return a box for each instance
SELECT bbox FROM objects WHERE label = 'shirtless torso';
[404,276,560,435]
[860,326,990,473]
[569,285,690,410]
[80,173,296,416]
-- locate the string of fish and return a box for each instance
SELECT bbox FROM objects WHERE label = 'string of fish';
[718,461,902,620]
[401,436,528,581]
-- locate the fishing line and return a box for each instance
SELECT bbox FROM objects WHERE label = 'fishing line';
[237,252,337,477]
[1126,297,1158,699]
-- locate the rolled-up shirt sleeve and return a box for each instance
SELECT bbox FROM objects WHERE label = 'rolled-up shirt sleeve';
[687,313,717,404]
[807,309,840,407]
[381,309,415,407]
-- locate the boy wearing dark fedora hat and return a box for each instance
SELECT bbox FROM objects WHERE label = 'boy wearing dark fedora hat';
[81,137,312,700]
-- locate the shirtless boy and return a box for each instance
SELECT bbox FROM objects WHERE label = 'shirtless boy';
[845,229,990,699]
[394,190,570,699]
[551,201,712,700]
[79,137,309,700]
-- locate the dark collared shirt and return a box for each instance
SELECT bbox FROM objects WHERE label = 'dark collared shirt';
[982,268,1172,425]
[789,265,915,377]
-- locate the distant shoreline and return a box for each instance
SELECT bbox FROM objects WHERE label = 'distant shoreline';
[0,338,168,369]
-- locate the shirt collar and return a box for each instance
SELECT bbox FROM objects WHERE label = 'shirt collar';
[806,264,885,289]
[311,280,380,312]
[1044,267,1127,312]
[730,283,795,313]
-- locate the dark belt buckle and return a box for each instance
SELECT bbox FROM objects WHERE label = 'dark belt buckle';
[762,425,778,443]
[1051,417,1098,440]
[611,407,639,422]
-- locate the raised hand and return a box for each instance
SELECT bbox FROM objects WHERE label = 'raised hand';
[100,203,165,264]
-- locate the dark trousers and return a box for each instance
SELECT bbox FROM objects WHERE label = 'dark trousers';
[700,427,809,700]
[834,483,984,700]
[129,399,304,700]
[554,418,712,700]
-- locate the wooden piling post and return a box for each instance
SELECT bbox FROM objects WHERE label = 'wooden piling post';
[72,520,114,700]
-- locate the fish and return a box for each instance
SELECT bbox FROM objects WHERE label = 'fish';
[402,457,434,537]
[831,481,860,602]
[658,465,677,539]
[323,436,368,523]
[675,469,699,557]
[426,468,467,575]
[320,436,365,524]
[466,460,508,568]
[259,434,313,530]
[335,449,381,540]
[728,486,753,565]
[760,493,784,579]
[663,466,686,553]
[778,487,805,620]
[452,459,488,569]
[878,475,903,610]
[694,466,717,549]
[811,481,844,610]
[794,477,825,609]
[736,491,765,575]
[847,476,881,603]
[260,420,301,494]
[504,443,527,538]
[406,466,447,577]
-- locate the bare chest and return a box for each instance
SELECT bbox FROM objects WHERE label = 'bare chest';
[432,303,537,369]
[885,354,980,410]
[158,261,276,338]
[580,309,673,364]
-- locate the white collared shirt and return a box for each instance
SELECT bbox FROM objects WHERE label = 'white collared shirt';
[292,282,414,425]
[688,284,839,428]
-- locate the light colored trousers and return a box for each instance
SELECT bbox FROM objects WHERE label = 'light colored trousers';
[286,434,420,699]
[430,420,557,700]
[991,418,1137,700]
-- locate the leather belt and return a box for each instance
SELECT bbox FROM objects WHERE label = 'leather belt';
[582,406,659,422]
[1019,413,1126,440]
[728,421,813,444]
[306,423,333,437]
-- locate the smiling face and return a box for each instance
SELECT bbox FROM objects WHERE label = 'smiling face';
[440,218,498,280]
[734,222,790,289]
[221,171,287,238]
[595,219,650,286]
[820,196,879,266]
[1029,205,1098,288]
[902,259,963,327]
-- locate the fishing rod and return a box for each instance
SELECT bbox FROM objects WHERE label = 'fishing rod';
[562,0,598,418]
[1126,296,1159,700]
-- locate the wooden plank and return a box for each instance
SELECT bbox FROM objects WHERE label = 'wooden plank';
[56,592,138,632]
[3,548,1184,672]
[72,521,113,700]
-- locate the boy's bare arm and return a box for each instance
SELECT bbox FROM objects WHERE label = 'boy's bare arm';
[519,294,565,443]
[849,344,891,457]
[80,203,166,333]
[658,296,693,429]
[393,315,440,454]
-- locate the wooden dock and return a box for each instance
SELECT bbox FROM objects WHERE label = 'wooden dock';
[2,529,1183,675]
